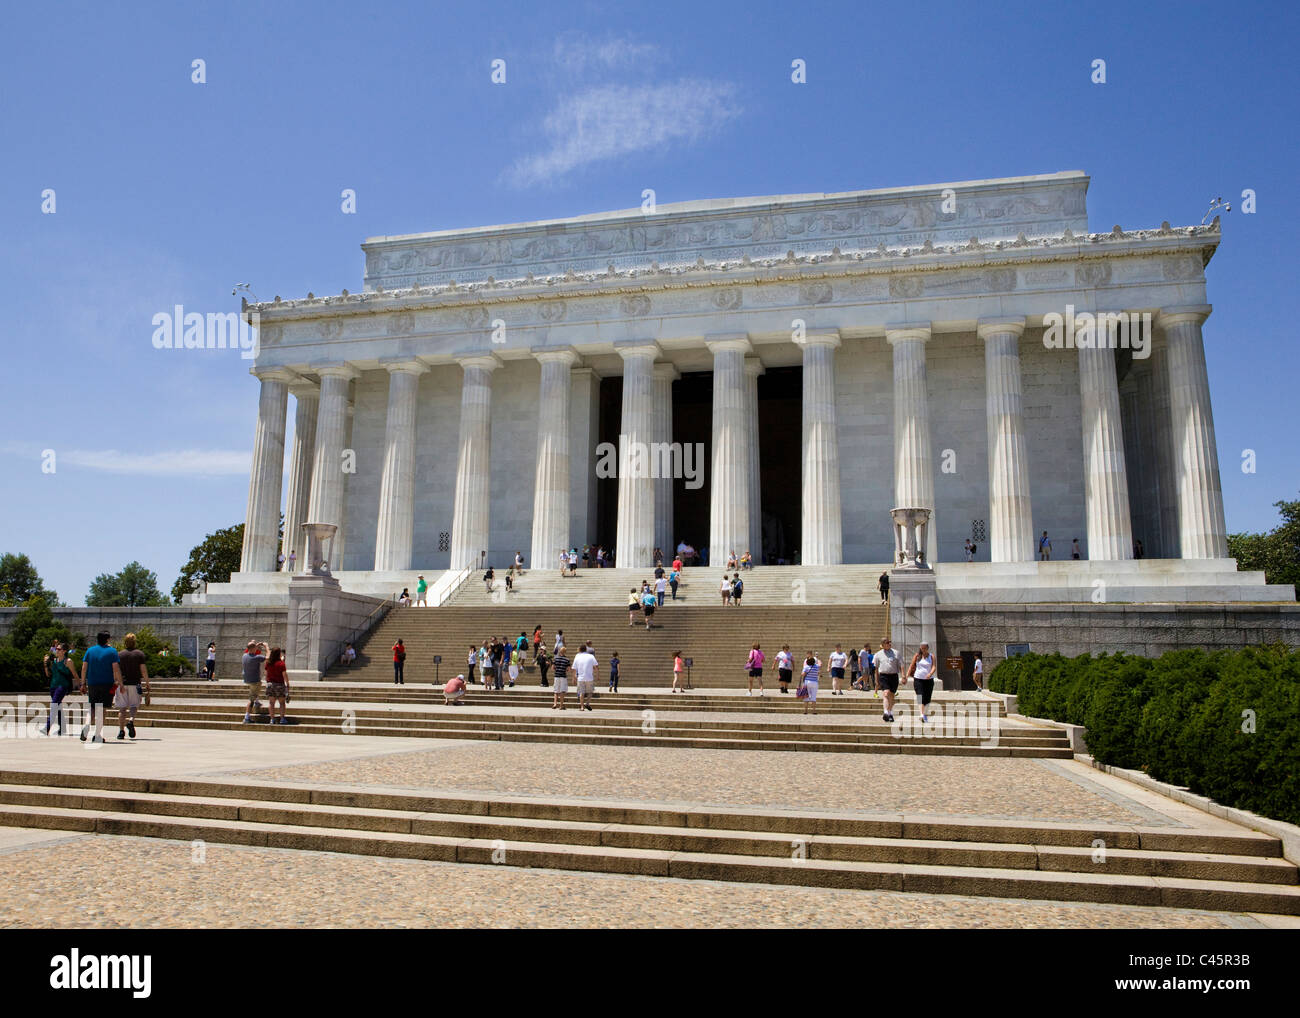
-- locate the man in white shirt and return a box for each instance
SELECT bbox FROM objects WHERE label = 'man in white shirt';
[654,574,667,607]
[972,655,985,691]
[873,637,902,723]
[572,643,599,712]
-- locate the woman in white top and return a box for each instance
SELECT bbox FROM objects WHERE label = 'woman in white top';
[776,644,793,694]
[908,642,937,723]
[719,576,731,605]
[828,644,848,695]
[799,653,821,715]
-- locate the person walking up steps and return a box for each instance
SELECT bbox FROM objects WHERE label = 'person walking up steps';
[240,640,267,725]
[533,625,543,662]
[908,642,937,723]
[608,651,620,692]
[415,574,428,607]
[551,645,571,710]
[828,643,847,695]
[628,588,641,625]
[745,643,765,697]
[392,639,407,685]
[115,633,150,740]
[668,566,680,601]
[873,637,901,723]
[799,651,821,715]
[641,586,658,629]
[878,571,890,604]
[776,644,793,694]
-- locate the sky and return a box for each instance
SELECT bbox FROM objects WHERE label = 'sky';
[1,0,1296,605]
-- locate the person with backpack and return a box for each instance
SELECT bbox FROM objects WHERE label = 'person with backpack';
[745,643,765,697]
[731,574,743,607]
[392,639,407,685]
[43,641,76,736]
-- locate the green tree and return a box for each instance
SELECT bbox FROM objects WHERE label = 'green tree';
[0,553,58,607]
[86,561,169,607]
[1228,494,1300,597]
[0,597,79,692]
[171,523,244,603]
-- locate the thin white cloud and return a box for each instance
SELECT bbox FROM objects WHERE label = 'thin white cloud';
[2,441,250,477]
[552,31,661,74]
[506,79,742,187]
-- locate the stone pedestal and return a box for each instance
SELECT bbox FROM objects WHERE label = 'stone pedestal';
[888,568,940,691]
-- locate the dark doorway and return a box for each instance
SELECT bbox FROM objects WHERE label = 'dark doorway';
[671,371,713,560]
[959,649,984,691]
[758,366,801,563]
[595,375,622,553]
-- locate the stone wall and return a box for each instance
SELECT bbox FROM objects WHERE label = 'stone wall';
[936,602,1300,673]
[0,606,287,680]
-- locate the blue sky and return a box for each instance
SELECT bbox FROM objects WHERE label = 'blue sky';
[1,0,1296,605]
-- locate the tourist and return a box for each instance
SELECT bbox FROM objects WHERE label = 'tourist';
[655,572,667,607]
[551,645,571,709]
[392,638,407,685]
[466,644,478,684]
[240,640,267,725]
[277,550,286,569]
[483,566,494,593]
[398,587,411,607]
[205,641,217,680]
[265,647,290,725]
[537,646,551,687]
[726,551,738,570]
[415,574,428,607]
[514,550,525,574]
[1134,538,1145,559]
[342,642,357,668]
[1072,538,1081,560]
[80,631,121,743]
[43,642,75,736]
[608,650,620,692]
[505,571,513,593]
[718,574,732,606]
[873,637,902,723]
[878,571,890,604]
[554,629,564,655]
[628,588,641,625]
[443,673,467,705]
[568,549,579,576]
[848,641,861,690]
[775,644,793,694]
[741,550,753,570]
[533,625,544,661]
[115,632,150,740]
[972,653,985,691]
[479,641,492,689]
[731,573,743,607]
[745,643,765,697]
[828,643,847,695]
[558,549,568,577]
[672,552,683,575]
[573,643,598,711]
[492,638,506,690]
[508,643,521,687]
[671,650,685,693]
[652,546,663,566]
[287,549,296,572]
[582,545,591,569]
[799,651,821,714]
[907,641,937,723]
[641,586,657,629]
[1039,531,1052,560]
[668,566,680,600]
[859,642,876,695]
[964,538,974,562]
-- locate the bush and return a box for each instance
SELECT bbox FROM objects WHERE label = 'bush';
[990,646,1300,826]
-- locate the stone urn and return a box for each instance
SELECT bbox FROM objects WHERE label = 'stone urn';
[891,507,932,569]
[301,523,338,575]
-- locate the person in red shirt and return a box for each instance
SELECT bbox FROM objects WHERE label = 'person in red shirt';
[265,647,290,725]
[443,673,467,705]
[672,555,683,574]
[393,639,406,684]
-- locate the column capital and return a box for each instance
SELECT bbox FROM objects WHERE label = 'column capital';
[885,322,931,345]
[652,361,681,382]
[288,381,320,400]
[1157,304,1213,330]
[615,339,661,360]
[570,365,603,381]
[531,345,580,367]
[251,366,299,384]
[794,328,841,349]
[705,332,752,354]
[455,352,502,372]
[310,362,360,382]
[379,357,430,376]
[977,316,1027,340]
[743,355,765,378]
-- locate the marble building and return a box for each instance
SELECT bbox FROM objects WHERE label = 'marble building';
[211,171,1286,606]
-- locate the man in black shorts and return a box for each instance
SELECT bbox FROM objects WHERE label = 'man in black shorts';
[873,637,902,723]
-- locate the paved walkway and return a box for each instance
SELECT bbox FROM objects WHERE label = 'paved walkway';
[0,828,1290,929]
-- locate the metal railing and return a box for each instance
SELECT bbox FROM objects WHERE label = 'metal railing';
[320,594,397,678]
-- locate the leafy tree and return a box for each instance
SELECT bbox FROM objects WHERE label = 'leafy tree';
[0,597,79,692]
[0,553,58,607]
[86,561,169,607]
[1228,495,1300,598]
[172,523,244,603]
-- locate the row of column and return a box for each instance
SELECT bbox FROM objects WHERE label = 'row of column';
[239,303,1227,574]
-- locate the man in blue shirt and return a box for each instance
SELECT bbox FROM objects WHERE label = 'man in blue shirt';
[80,631,122,744]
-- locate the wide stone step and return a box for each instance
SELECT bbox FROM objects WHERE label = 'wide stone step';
[1,790,1294,912]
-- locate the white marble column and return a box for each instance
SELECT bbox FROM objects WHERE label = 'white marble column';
[373,359,429,571]
[280,382,318,572]
[530,348,578,569]
[239,368,294,573]
[744,356,764,562]
[614,341,658,568]
[797,330,843,565]
[652,362,679,561]
[707,335,752,565]
[979,317,1035,562]
[1158,305,1228,559]
[306,364,359,566]
[449,355,500,571]
[1077,323,1134,560]
[887,323,937,564]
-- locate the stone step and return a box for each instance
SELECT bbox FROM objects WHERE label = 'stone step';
[1,785,1294,912]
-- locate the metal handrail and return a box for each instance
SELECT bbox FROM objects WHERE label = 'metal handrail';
[320,594,396,677]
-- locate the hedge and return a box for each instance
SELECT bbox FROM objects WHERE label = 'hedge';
[989,646,1300,826]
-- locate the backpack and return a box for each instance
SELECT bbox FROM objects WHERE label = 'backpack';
[970,544,977,555]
